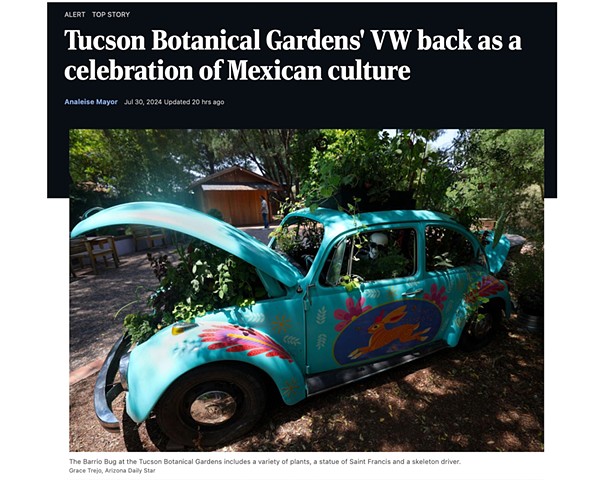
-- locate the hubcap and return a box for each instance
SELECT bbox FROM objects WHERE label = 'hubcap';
[190,390,237,425]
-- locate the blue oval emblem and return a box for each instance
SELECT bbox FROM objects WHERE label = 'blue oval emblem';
[333,299,442,365]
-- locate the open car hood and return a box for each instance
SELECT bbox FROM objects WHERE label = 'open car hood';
[70,202,303,288]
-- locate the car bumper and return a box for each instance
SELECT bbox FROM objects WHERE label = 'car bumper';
[94,335,131,432]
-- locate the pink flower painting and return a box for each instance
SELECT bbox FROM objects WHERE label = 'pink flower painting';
[424,284,448,310]
[334,297,372,332]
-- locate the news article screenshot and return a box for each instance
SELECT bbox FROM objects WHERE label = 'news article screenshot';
[51,2,556,479]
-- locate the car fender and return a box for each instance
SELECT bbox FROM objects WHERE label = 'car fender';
[446,276,512,347]
[124,319,306,423]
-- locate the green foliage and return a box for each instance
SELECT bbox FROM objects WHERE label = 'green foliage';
[298,129,441,212]
[464,282,491,322]
[442,129,544,238]
[123,312,162,345]
[351,231,412,280]
[70,127,544,242]
[205,129,309,203]
[271,219,323,258]
[207,208,224,220]
[124,241,266,344]
[338,275,361,292]
[508,245,544,315]
[70,129,209,203]
[270,218,324,273]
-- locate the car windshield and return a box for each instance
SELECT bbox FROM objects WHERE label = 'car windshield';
[270,217,325,275]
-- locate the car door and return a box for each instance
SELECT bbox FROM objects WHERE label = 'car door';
[422,222,490,346]
[305,224,444,373]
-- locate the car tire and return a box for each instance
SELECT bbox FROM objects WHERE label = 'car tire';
[155,364,266,448]
[459,305,501,351]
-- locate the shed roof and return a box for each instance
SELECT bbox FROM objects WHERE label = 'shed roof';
[199,183,282,191]
[191,166,282,189]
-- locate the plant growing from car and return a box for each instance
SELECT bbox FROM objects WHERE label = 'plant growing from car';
[124,241,266,344]
[270,217,324,272]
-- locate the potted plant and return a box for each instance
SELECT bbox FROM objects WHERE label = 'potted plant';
[509,244,544,333]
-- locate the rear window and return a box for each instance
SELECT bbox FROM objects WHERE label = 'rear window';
[425,225,478,271]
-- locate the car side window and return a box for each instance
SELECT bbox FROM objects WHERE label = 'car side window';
[323,228,417,285]
[425,225,477,271]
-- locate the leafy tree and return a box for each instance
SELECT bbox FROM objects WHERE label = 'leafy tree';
[70,129,198,198]
[70,128,544,239]
[70,129,225,221]
[444,129,544,238]
[299,129,442,211]
[198,129,321,206]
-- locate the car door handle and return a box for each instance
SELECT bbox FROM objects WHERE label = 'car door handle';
[402,288,424,297]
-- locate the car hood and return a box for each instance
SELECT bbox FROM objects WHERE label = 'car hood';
[70,201,303,287]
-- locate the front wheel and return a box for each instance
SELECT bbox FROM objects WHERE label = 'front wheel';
[155,364,266,448]
[459,306,501,351]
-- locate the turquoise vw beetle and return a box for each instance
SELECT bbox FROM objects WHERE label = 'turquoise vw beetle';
[72,202,511,448]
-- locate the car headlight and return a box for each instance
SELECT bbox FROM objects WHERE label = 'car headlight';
[171,321,199,335]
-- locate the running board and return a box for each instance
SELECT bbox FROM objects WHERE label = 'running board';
[306,340,448,396]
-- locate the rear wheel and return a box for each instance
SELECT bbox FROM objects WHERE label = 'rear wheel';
[459,305,501,351]
[155,364,266,448]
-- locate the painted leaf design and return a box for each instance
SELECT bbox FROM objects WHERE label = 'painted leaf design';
[283,335,301,346]
[246,312,265,323]
[477,276,505,297]
[316,306,327,325]
[199,324,293,362]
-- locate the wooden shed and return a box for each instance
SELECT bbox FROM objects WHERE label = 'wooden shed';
[191,166,283,226]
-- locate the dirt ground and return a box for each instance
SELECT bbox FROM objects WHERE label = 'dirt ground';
[69,232,543,453]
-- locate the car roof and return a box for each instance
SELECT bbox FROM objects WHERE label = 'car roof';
[284,207,458,241]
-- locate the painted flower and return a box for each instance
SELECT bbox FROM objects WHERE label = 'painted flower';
[281,378,300,399]
[334,297,372,332]
[424,283,448,310]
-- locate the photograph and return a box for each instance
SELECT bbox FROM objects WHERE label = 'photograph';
[69,128,544,453]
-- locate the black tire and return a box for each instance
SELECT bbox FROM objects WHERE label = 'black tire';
[459,305,501,351]
[155,364,266,448]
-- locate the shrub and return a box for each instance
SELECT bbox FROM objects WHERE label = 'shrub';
[207,208,224,220]
[508,244,544,316]
[124,241,267,344]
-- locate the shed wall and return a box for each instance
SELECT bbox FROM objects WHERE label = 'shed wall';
[203,190,265,226]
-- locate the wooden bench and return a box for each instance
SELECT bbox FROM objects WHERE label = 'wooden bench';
[130,225,168,251]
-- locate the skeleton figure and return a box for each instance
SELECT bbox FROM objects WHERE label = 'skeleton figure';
[368,232,388,259]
